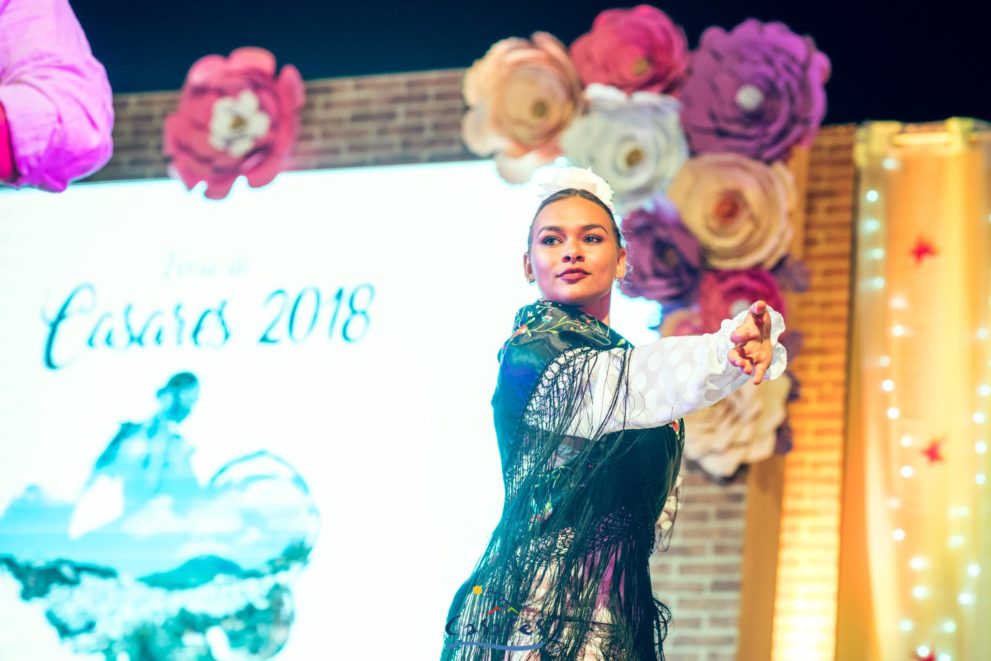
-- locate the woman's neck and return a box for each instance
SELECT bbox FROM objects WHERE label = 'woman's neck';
[578,293,611,326]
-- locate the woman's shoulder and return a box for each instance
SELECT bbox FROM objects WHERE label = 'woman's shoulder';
[497,299,628,363]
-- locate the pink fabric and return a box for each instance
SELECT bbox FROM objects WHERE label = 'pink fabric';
[0,101,13,181]
[0,0,114,191]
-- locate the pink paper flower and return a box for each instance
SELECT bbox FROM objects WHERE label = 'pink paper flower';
[462,33,585,183]
[163,47,305,200]
[570,5,689,95]
[659,305,703,338]
[698,269,786,333]
[680,19,831,162]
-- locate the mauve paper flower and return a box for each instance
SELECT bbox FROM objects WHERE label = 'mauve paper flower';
[570,4,688,95]
[659,304,703,338]
[698,269,786,333]
[683,371,792,478]
[784,368,802,402]
[668,153,795,269]
[680,19,831,162]
[462,32,584,184]
[772,255,811,291]
[619,195,701,306]
[780,330,803,361]
[775,420,793,454]
[163,48,304,200]
[561,83,687,213]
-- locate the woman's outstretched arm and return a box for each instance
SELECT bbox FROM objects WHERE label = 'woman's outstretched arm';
[559,302,787,438]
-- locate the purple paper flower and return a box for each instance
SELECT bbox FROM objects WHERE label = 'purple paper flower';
[680,19,831,162]
[698,268,786,333]
[619,195,701,306]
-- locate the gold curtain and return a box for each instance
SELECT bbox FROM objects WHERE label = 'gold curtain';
[838,118,991,660]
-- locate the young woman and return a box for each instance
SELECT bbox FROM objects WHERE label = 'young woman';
[441,170,787,660]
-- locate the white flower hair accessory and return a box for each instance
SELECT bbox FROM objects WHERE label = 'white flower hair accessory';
[531,165,617,216]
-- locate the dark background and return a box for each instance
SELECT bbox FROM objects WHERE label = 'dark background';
[72,0,989,124]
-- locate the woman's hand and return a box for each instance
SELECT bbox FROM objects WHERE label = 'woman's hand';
[728,300,774,385]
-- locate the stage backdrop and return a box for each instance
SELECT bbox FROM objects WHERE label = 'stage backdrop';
[0,161,659,659]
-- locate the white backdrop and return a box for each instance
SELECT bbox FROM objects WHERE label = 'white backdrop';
[0,161,658,658]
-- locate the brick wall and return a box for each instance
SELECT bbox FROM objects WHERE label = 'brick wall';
[89,69,474,182]
[92,69,857,660]
[770,126,856,661]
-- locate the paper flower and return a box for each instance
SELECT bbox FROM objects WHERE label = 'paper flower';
[659,304,703,338]
[462,32,584,184]
[698,269,786,333]
[570,4,688,95]
[561,83,688,214]
[772,255,811,292]
[163,47,304,200]
[679,19,831,162]
[683,371,792,478]
[667,153,795,270]
[655,473,683,550]
[532,165,616,213]
[619,195,701,306]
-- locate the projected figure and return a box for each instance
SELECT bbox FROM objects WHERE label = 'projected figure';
[0,372,319,660]
[0,0,114,191]
[70,372,201,534]
[439,168,788,659]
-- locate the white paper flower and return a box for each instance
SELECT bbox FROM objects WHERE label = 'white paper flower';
[208,90,271,158]
[682,372,792,478]
[531,164,616,213]
[561,83,688,215]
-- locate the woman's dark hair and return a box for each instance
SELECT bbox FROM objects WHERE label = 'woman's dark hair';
[527,188,624,251]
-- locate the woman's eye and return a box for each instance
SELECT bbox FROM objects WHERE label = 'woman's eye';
[584,235,604,243]
[541,236,560,245]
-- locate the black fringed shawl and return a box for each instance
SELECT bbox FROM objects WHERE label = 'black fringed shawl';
[441,299,684,660]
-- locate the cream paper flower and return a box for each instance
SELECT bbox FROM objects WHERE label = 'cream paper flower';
[561,83,688,215]
[461,32,585,184]
[208,90,271,158]
[655,473,683,551]
[681,371,792,478]
[667,153,795,270]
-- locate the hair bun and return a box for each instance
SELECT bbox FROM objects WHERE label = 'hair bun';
[531,165,616,215]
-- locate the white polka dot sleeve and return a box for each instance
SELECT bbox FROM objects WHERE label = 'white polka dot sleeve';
[558,305,787,438]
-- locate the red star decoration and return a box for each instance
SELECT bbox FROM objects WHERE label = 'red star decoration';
[913,651,935,661]
[910,237,939,265]
[922,437,945,464]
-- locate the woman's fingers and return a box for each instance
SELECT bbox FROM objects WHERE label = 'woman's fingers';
[731,328,759,344]
[752,359,768,385]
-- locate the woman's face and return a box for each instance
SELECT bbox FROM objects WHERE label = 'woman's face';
[524,195,627,309]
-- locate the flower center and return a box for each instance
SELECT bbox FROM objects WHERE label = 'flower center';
[735,84,764,112]
[632,57,651,76]
[714,190,744,224]
[661,246,680,268]
[531,98,548,119]
[229,114,248,132]
[625,147,644,168]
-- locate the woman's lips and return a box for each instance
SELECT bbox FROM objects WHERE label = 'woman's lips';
[558,271,590,282]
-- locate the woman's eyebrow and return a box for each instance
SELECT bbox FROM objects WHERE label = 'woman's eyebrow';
[537,223,607,234]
